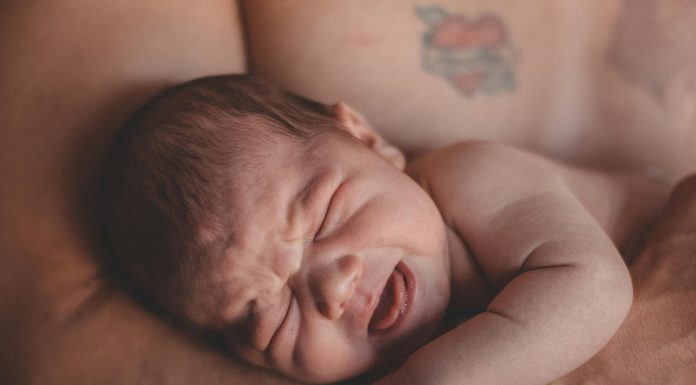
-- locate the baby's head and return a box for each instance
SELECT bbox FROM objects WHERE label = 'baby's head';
[102,75,451,383]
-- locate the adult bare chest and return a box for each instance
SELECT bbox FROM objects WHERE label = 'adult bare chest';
[244,0,696,179]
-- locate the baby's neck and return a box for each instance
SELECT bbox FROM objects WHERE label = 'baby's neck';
[444,226,497,313]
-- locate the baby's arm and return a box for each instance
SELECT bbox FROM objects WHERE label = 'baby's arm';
[382,142,633,385]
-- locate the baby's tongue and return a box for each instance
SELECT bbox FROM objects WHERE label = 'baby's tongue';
[369,269,406,331]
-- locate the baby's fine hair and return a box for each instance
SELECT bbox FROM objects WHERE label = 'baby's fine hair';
[101,75,340,326]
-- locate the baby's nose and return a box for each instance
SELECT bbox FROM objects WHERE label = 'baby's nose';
[311,254,363,320]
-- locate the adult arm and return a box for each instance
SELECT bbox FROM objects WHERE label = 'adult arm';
[0,1,297,384]
[555,174,696,385]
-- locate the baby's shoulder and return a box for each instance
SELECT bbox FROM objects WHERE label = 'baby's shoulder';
[406,141,566,222]
[408,140,552,191]
[408,140,534,178]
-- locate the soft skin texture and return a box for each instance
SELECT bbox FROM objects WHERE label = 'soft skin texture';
[242,0,696,180]
[555,174,696,385]
[0,2,295,385]
[377,142,643,385]
[2,1,696,385]
[206,107,659,383]
[212,112,450,383]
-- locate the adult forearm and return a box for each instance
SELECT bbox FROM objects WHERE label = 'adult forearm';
[555,175,696,385]
[4,286,298,385]
[0,1,256,383]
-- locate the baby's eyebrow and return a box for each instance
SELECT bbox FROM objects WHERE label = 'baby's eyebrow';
[287,174,322,237]
[283,176,318,234]
[294,171,342,236]
[299,175,323,205]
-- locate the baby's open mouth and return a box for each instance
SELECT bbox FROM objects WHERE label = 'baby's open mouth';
[369,264,409,332]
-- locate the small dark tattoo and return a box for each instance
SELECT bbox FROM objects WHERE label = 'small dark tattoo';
[416,6,517,97]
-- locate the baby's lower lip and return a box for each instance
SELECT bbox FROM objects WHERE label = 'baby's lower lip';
[368,262,412,333]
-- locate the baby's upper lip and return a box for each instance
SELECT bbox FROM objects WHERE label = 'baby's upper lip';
[365,273,390,329]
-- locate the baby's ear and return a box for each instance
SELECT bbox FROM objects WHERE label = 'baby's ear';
[332,102,406,170]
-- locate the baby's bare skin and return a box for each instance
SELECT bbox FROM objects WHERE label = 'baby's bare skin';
[2,1,696,384]
[366,141,665,385]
